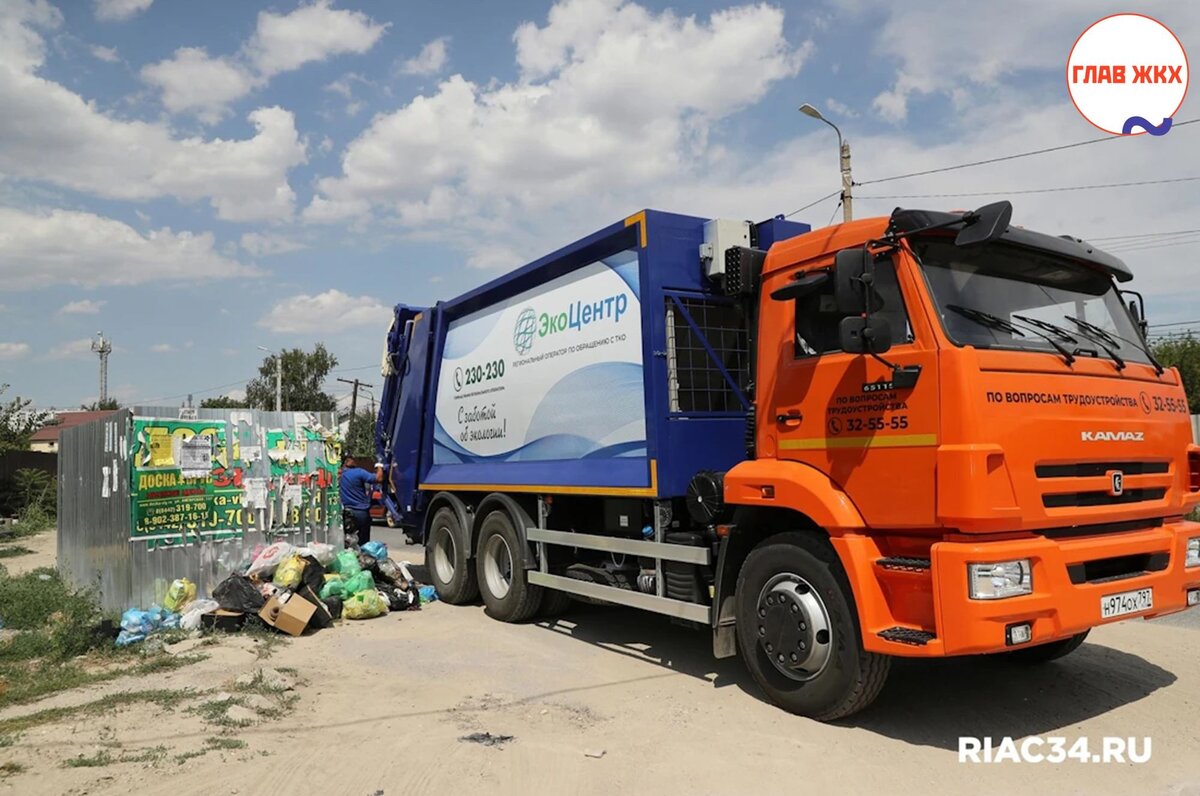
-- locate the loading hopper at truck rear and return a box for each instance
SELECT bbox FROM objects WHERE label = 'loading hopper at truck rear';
[374,205,1200,720]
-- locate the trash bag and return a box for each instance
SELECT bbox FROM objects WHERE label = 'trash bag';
[318,578,345,600]
[179,599,220,631]
[258,582,279,600]
[378,584,417,612]
[120,608,156,635]
[163,578,197,612]
[322,596,343,620]
[375,558,407,587]
[342,570,376,596]
[213,574,266,613]
[357,551,379,573]
[332,549,361,576]
[418,585,439,604]
[361,541,388,560]
[299,555,325,595]
[301,542,336,566]
[247,541,293,578]
[115,630,146,647]
[344,589,387,620]
[299,584,334,630]
[273,554,306,588]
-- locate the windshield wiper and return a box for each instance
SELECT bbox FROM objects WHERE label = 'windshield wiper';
[1010,315,1080,365]
[1063,315,1125,371]
[946,304,1076,366]
[1064,314,1164,376]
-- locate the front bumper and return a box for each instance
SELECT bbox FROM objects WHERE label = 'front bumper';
[930,519,1200,655]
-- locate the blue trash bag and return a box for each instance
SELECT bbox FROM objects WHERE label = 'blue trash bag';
[115,630,146,647]
[418,585,438,604]
[120,608,156,635]
[361,541,388,561]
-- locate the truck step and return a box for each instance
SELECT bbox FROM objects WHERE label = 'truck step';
[878,627,937,646]
[875,556,931,572]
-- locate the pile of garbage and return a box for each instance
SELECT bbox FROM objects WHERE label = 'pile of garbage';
[116,540,436,646]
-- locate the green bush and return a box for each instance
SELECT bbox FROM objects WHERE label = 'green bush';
[0,568,101,661]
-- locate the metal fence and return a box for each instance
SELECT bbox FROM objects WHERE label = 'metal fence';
[59,407,341,616]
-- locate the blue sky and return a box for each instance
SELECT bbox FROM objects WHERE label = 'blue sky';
[0,0,1196,410]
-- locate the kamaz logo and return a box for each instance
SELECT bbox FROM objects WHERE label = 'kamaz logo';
[1080,431,1145,442]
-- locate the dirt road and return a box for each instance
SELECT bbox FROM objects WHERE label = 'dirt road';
[2,532,1198,795]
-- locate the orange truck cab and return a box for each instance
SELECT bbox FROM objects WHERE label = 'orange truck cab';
[378,202,1200,721]
[718,201,1200,715]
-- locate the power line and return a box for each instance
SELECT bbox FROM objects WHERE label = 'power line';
[1089,228,1200,242]
[784,189,841,219]
[856,118,1200,186]
[1149,318,1200,329]
[855,175,1200,200]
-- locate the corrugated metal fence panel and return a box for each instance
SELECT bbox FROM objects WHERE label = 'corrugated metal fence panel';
[1192,415,1200,444]
[58,410,133,616]
[58,407,341,616]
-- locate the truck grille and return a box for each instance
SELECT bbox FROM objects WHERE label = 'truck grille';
[1042,488,1166,508]
[1035,461,1170,478]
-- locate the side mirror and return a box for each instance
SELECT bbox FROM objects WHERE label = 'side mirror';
[839,315,893,354]
[955,200,1012,247]
[770,271,829,301]
[834,248,872,314]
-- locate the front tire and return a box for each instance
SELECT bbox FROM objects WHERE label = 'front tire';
[476,510,543,622]
[425,507,477,604]
[735,531,890,720]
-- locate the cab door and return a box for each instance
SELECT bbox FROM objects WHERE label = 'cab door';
[760,252,939,528]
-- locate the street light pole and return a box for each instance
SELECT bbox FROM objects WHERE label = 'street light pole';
[799,103,853,223]
[257,346,282,412]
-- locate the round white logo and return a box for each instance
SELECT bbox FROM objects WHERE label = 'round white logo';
[1067,14,1189,135]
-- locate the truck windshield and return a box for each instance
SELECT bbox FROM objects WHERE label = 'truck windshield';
[909,237,1152,366]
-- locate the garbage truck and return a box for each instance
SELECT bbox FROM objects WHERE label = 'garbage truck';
[373,205,1200,719]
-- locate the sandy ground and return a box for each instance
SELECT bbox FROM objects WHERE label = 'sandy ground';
[2,528,56,576]
[1,528,1199,796]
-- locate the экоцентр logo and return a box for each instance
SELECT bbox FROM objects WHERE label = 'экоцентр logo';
[1067,14,1189,136]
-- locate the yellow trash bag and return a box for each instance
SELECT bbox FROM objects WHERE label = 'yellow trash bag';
[163,578,196,613]
[272,554,306,589]
[344,589,387,620]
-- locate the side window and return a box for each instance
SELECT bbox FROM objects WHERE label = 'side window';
[793,258,912,358]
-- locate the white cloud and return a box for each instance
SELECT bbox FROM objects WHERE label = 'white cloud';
[140,48,257,124]
[401,37,449,76]
[138,1,386,123]
[149,343,175,353]
[247,0,388,78]
[258,289,392,334]
[48,338,96,360]
[90,44,119,62]
[0,206,259,290]
[0,342,30,360]
[93,0,152,22]
[59,299,106,315]
[307,0,805,224]
[239,231,307,257]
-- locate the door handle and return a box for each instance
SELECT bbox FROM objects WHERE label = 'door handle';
[775,411,803,428]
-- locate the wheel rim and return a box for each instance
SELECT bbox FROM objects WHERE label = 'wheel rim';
[431,526,456,585]
[755,573,833,682]
[482,533,513,599]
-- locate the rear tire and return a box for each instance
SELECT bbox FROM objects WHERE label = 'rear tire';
[735,531,890,721]
[539,588,573,618]
[476,510,543,622]
[425,507,477,604]
[1000,630,1089,664]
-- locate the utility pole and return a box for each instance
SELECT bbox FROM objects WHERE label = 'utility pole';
[337,377,374,420]
[91,331,112,405]
[257,346,282,412]
[799,103,853,222]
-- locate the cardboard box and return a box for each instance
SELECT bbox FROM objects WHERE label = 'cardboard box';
[259,591,317,636]
[201,609,246,632]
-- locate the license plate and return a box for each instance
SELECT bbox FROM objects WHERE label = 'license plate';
[1100,587,1153,619]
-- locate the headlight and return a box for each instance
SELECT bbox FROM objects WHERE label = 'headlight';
[1187,537,1200,568]
[968,560,1033,600]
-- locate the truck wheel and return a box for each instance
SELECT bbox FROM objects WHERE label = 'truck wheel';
[735,531,890,721]
[426,507,477,604]
[476,510,543,622]
[1000,630,1089,664]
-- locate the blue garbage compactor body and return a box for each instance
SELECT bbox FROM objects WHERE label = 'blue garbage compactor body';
[374,210,809,537]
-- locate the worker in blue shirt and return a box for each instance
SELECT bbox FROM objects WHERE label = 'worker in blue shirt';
[339,453,381,547]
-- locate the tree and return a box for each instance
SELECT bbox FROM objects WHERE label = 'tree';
[1153,335,1200,410]
[343,410,377,459]
[80,398,120,410]
[0,384,51,453]
[245,344,338,412]
[200,395,250,409]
